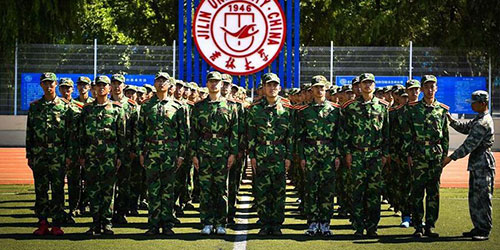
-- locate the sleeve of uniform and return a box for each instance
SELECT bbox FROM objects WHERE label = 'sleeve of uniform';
[339,108,351,155]
[449,117,473,135]
[189,105,199,159]
[285,109,293,161]
[177,105,188,158]
[229,105,239,156]
[247,106,257,159]
[297,109,305,160]
[116,107,127,162]
[26,105,34,161]
[136,106,146,157]
[237,105,245,155]
[382,107,390,156]
[401,108,413,157]
[333,109,341,158]
[130,106,140,155]
[441,111,450,161]
[449,121,487,161]
[65,107,75,161]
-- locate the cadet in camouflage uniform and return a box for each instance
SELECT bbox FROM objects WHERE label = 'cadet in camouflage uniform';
[190,71,238,235]
[340,73,390,237]
[58,78,84,223]
[110,74,140,224]
[80,75,126,235]
[247,73,293,236]
[137,72,187,235]
[297,80,341,236]
[402,75,449,238]
[221,73,246,225]
[26,72,70,236]
[443,90,495,241]
[76,76,94,104]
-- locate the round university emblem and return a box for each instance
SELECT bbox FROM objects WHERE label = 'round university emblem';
[193,0,286,75]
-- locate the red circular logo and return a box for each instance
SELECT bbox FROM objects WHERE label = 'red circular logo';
[193,0,286,76]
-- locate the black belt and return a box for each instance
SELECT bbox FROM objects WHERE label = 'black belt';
[91,139,115,145]
[258,139,283,146]
[305,139,333,146]
[201,132,227,140]
[146,138,177,145]
[34,142,63,147]
[353,145,381,152]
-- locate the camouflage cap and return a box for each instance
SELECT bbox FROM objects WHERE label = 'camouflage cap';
[264,73,280,84]
[155,72,171,80]
[207,71,222,81]
[124,85,137,92]
[58,77,74,87]
[238,86,246,92]
[288,88,299,95]
[261,72,272,84]
[397,88,408,97]
[257,84,264,89]
[351,76,361,85]
[391,84,405,92]
[312,80,327,87]
[190,82,199,89]
[231,83,239,89]
[359,73,375,83]
[95,75,111,85]
[143,83,155,92]
[40,72,57,82]
[311,75,327,85]
[466,90,489,103]
[136,86,147,94]
[111,73,125,83]
[383,86,392,93]
[199,87,208,93]
[405,79,421,89]
[375,87,384,93]
[341,84,353,92]
[328,87,338,95]
[222,74,233,84]
[175,80,186,87]
[77,76,91,85]
[421,75,437,84]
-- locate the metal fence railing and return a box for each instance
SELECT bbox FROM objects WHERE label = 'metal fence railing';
[0,43,498,115]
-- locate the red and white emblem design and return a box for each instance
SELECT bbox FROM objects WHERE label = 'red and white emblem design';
[193,0,286,75]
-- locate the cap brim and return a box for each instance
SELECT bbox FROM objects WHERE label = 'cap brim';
[465,99,475,103]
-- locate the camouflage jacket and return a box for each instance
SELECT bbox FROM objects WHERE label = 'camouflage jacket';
[26,96,71,163]
[137,96,187,158]
[77,96,94,104]
[66,99,84,160]
[402,99,449,162]
[388,104,405,157]
[247,96,293,162]
[339,96,390,157]
[449,112,495,170]
[111,95,139,154]
[190,95,238,158]
[80,100,126,162]
[297,99,341,159]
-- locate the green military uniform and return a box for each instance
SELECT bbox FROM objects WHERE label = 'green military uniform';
[340,73,390,236]
[402,75,449,236]
[190,72,238,230]
[137,73,187,233]
[26,72,71,230]
[297,80,341,235]
[247,74,293,234]
[80,75,126,234]
[448,90,495,239]
[110,74,140,222]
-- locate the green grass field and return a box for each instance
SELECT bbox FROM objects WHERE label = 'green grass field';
[0,184,498,250]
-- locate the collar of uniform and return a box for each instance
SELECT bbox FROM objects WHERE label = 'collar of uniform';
[421,99,439,107]
[311,99,326,107]
[95,100,111,107]
[263,96,282,108]
[42,96,60,105]
[358,95,377,105]
[111,95,128,104]
[207,96,225,103]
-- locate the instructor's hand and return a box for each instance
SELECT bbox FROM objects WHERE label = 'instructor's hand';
[227,154,236,169]
[192,156,200,171]
[345,154,352,169]
[285,159,291,172]
[251,158,257,173]
[442,156,452,168]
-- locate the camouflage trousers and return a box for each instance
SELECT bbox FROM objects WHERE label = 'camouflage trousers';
[410,156,442,229]
[254,160,286,229]
[32,157,66,226]
[469,168,495,233]
[192,167,200,202]
[85,157,116,227]
[144,150,177,229]
[336,161,353,215]
[174,159,193,208]
[228,156,245,219]
[198,155,229,227]
[66,162,82,212]
[129,157,146,211]
[304,154,336,223]
[290,154,305,210]
[351,152,383,232]
[397,157,413,217]
[114,158,132,216]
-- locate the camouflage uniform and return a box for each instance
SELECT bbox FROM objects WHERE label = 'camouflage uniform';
[402,76,449,232]
[297,91,341,227]
[247,76,293,232]
[80,76,126,231]
[138,86,187,231]
[449,91,495,236]
[190,75,238,228]
[340,73,390,235]
[26,73,70,228]
[110,74,140,220]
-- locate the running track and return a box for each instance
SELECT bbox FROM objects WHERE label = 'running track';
[0,148,498,188]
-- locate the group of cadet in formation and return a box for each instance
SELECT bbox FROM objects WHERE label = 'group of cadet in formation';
[26,70,495,241]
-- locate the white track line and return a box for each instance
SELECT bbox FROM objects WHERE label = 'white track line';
[233,179,252,250]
